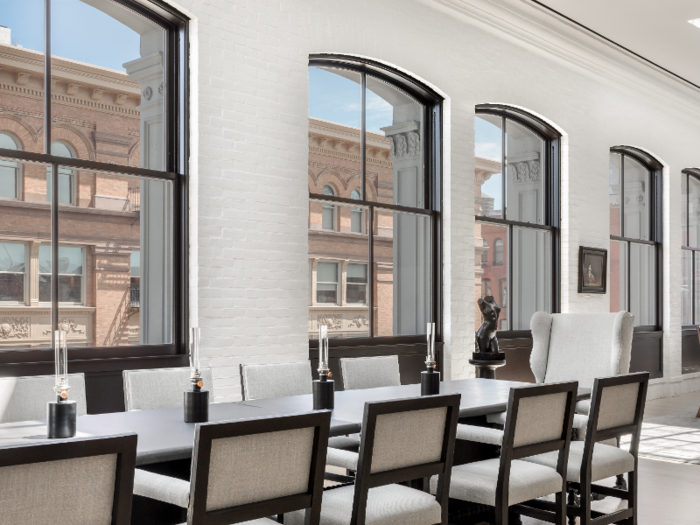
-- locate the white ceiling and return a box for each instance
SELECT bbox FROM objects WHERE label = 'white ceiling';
[533,0,700,87]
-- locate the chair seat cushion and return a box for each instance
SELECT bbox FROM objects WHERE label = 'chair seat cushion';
[456,424,504,445]
[430,458,563,507]
[326,447,359,471]
[485,411,507,425]
[285,484,441,525]
[328,434,361,451]
[134,468,190,508]
[576,399,590,415]
[179,520,277,525]
[523,441,634,483]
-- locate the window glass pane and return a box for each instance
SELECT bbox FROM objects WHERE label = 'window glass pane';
[58,169,172,346]
[623,156,650,241]
[309,67,362,198]
[46,143,75,205]
[475,115,503,219]
[682,250,692,326]
[0,242,25,303]
[629,243,655,326]
[374,210,431,336]
[688,176,700,248]
[365,76,424,208]
[609,153,622,237]
[506,120,545,224]
[0,134,19,200]
[512,227,550,330]
[51,0,165,170]
[476,222,508,331]
[695,252,700,328]
[609,240,628,313]
[351,189,363,233]
[309,201,369,338]
[38,246,83,303]
[320,185,336,230]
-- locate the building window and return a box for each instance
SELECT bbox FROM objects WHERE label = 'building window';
[482,278,491,297]
[0,0,188,356]
[0,133,20,200]
[0,242,26,303]
[481,240,488,267]
[308,55,442,340]
[317,261,339,304]
[681,169,700,326]
[609,148,661,328]
[474,105,560,331]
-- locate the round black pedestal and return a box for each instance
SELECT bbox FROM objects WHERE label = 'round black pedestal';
[184,390,209,423]
[468,359,506,379]
[47,400,77,438]
[313,379,334,410]
[421,370,440,396]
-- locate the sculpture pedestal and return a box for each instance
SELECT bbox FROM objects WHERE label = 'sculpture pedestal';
[421,369,440,396]
[313,379,334,410]
[184,390,209,423]
[469,352,506,379]
[47,400,77,438]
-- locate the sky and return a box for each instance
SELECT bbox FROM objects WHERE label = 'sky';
[1,0,144,72]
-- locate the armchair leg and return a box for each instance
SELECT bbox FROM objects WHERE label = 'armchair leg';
[567,488,578,525]
[614,474,628,491]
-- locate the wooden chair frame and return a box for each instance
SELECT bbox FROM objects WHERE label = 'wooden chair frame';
[343,393,461,525]
[0,433,138,525]
[499,381,578,525]
[187,411,331,525]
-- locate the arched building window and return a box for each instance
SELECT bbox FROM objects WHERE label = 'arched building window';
[0,133,20,200]
[308,55,442,340]
[474,105,560,331]
[48,141,76,205]
[681,169,700,326]
[609,147,662,329]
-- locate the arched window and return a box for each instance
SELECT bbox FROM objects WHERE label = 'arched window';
[308,55,442,340]
[609,147,661,329]
[0,133,20,200]
[351,189,364,233]
[682,168,700,326]
[494,239,504,266]
[321,184,336,230]
[481,240,488,267]
[47,141,76,205]
[474,105,560,331]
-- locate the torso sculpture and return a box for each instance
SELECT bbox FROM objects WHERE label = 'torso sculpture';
[475,296,502,356]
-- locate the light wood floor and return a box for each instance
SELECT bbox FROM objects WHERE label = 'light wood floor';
[520,389,700,525]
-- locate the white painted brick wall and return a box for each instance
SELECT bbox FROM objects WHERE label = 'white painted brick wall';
[169,0,700,401]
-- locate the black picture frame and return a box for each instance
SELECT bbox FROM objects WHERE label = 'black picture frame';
[578,246,607,294]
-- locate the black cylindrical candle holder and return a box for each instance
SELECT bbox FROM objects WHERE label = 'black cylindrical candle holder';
[47,400,77,438]
[184,390,209,423]
[421,369,440,396]
[313,379,334,410]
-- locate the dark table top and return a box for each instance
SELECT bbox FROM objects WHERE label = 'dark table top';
[0,378,590,466]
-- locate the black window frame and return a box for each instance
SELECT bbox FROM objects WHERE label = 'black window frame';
[609,146,663,332]
[474,104,562,331]
[0,0,190,372]
[308,54,443,347]
[681,168,700,327]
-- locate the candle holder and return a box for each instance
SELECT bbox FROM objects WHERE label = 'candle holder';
[421,323,440,396]
[47,330,77,438]
[313,325,334,410]
[184,327,209,423]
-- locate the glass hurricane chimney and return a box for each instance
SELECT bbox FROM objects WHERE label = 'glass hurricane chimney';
[318,325,330,379]
[54,330,70,401]
[426,322,436,368]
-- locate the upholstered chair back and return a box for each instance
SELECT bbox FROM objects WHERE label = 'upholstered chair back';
[0,434,137,525]
[530,311,634,389]
[0,374,87,423]
[123,367,214,411]
[593,377,645,433]
[240,361,312,400]
[510,391,570,448]
[370,406,447,473]
[340,355,401,391]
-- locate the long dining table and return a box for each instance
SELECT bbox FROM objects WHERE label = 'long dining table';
[0,378,591,523]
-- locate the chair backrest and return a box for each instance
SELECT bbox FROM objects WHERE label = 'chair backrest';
[240,362,312,400]
[123,367,214,411]
[583,372,649,463]
[0,433,137,525]
[187,411,330,525]
[352,394,461,525]
[340,355,401,391]
[530,311,634,388]
[0,373,87,423]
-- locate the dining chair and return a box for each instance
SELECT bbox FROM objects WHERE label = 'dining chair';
[240,361,313,400]
[0,433,137,525]
[434,381,578,525]
[122,367,214,411]
[523,372,649,525]
[339,355,401,391]
[289,393,461,525]
[0,373,87,423]
[133,411,331,525]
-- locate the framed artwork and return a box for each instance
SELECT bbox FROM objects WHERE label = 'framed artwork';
[578,246,607,294]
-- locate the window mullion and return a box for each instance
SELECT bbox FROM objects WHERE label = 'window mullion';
[361,73,367,201]
[44,0,51,155]
[501,116,506,221]
[51,161,59,338]
[508,225,513,330]
[368,204,374,337]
